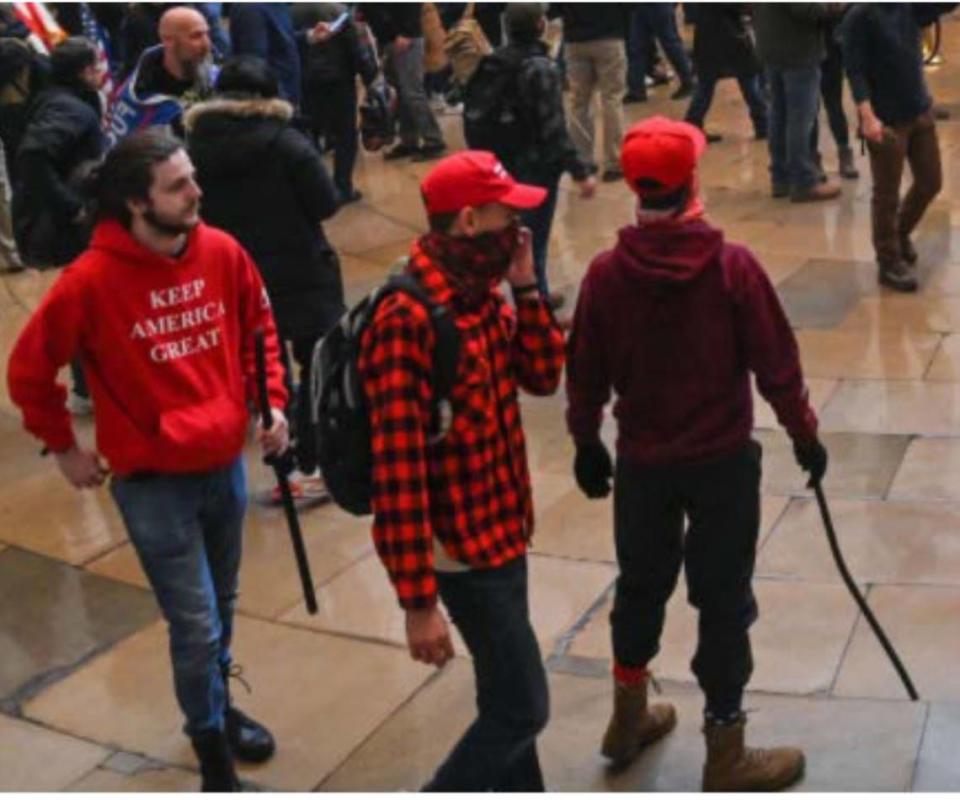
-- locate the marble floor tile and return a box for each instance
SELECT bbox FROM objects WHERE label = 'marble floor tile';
[0,548,157,700]
[912,702,960,790]
[323,204,419,258]
[758,498,960,585]
[567,577,859,696]
[777,258,878,329]
[819,380,960,435]
[839,295,960,333]
[795,330,941,380]
[66,766,201,793]
[281,553,616,658]
[752,377,838,430]
[532,484,617,563]
[887,436,960,501]
[87,496,372,620]
[0,714,109,792]
[834,585,960,702]
[754,430,910,500]
[24,616,433,791]
[926,333,960,380]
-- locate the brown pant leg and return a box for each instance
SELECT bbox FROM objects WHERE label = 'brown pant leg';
[867,125,908,265]
[899,112,943,239]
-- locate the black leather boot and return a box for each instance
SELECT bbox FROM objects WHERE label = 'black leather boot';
[191,729,241,792]
[223,666,277,763]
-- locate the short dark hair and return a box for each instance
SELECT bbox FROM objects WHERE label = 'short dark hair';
[638,183,690,212]
[505,3,545,42]
[215,54,279,99]
[50,37,97,84]
[90,129,184,226]
[427,211,459,233]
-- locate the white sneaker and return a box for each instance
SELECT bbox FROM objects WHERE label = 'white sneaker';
[66,392,93,416]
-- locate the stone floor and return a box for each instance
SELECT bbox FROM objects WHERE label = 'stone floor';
[4,15,960,792]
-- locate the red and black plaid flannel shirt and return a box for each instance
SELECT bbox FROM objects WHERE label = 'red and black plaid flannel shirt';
[358,241,565,609]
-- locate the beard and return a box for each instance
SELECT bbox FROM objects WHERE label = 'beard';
[143,204,199,237]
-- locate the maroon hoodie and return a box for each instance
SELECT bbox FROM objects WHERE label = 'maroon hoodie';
[566,219,817,467]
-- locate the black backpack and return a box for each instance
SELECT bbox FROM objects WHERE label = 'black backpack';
[310,266,461,516]
[462,50,532,161]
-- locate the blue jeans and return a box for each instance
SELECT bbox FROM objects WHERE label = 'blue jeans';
[766,65,821,191]
[627,4,693,94]
[685,72,768,134]
[519,175,560,297]
[110,458,247,736]
[423,557,549,792]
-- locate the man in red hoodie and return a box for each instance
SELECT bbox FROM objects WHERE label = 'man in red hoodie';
[7,129,289,792]
[566,117,828,792]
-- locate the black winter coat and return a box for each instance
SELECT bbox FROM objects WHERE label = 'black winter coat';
[13,84,103,266]
[185,96,345,339]
[692,5,761,79]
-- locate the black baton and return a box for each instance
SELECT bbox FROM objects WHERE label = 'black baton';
[254,329,318,615]
[812,481,917,700]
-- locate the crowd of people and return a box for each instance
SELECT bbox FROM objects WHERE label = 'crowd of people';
[1,0,958,795]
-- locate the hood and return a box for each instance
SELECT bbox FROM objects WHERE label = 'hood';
[87,219,201,270]
[185,97,293,176]
[612,219,724,285]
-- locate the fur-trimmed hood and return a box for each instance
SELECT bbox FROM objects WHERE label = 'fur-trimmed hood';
[186,96,296,179]
[183,96,293,133]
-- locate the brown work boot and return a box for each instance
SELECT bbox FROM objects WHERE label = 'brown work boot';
[790,180,841,203]
[702,714,805,792]
[601,680,677,766]
[878,259,918,293]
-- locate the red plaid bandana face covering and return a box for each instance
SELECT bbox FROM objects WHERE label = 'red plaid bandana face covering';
[420,221,521,306]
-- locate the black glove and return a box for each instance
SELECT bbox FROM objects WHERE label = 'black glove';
[793,438,828,488]
[574,441,613,499]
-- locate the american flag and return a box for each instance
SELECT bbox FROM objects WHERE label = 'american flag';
[78,2,115,117]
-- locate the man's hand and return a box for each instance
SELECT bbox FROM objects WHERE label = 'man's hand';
[394,35,413,53]
[506,226,537,289]
[405,606,455,667]
[574,440,613,499]
[257,407,289,457]
[793,438,828,488]
[55,445,108,489]
[308,21,333,44]
[858,103,885,144]
[576,175,598,199]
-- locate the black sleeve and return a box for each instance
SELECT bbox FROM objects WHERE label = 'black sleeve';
[284,129,340,221]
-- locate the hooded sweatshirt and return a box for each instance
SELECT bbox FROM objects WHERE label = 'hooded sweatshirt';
[7,219,287,476]
[566,219,817,467]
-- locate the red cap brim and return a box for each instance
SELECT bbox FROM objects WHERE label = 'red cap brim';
[499,182,548,210]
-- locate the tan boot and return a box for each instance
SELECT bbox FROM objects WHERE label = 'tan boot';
[702,714,805,792]
[601,680,677,766]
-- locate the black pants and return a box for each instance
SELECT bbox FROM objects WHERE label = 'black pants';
[819,37,849,150]
[287,334,323,475]
[305,79,359,197]
[424,557,549,792]
[611,442,761,716]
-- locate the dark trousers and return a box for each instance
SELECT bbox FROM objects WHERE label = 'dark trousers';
[628,4,694,93]
[866,111,942,265]
[685,71,767,134]
[519,175,560,297]
[288,335,323,475]
[306,80,359,197]
[424,557,549,792]
[611,442,762,717]
[819,38,849,150]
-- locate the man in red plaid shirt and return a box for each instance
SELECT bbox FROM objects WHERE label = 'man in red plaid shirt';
[358,150,565,791]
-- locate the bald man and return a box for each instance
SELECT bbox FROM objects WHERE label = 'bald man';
[106,6,218,147]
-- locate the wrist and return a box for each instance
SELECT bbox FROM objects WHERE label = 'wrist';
[512,282,540,297]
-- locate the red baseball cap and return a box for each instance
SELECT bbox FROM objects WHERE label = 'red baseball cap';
[620,116,706,197]
[420,150,547,215]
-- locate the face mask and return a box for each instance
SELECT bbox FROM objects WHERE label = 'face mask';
[422,221,521,304]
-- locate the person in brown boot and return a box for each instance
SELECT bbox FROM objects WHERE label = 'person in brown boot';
[567,117,827,790]
[702,713,805,792]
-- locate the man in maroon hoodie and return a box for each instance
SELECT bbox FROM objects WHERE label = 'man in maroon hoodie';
[7,129,289,792]
[566,116,827,792]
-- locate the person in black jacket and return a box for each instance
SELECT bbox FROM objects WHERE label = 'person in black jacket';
[684,4,767,143]
[186,55,343,496]
[13,36,104,268]
[297,4,377,203]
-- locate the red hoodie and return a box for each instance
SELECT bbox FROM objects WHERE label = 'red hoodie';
[7,220,288,476]
[566,219,817,467]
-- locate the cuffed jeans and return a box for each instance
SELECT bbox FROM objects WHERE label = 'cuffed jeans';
[423,557,549,792]
[766,65,821,192]
[611,442,762,718]
[867,111,942,265]
[110,458,247,736]
[384,37,445,149]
